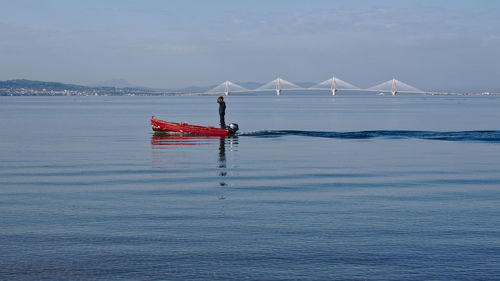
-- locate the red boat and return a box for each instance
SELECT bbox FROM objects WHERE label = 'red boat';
[150,116,238,136]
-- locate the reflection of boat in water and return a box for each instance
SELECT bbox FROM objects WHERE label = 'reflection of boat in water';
[151,133,238,192]
[150,116,238,136]
[150,133,229,146]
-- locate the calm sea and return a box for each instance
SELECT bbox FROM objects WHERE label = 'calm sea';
[1,94,500,280]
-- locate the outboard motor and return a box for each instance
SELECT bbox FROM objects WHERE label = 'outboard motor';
[228,123,239,135]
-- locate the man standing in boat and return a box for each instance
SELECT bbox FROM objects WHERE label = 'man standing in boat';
[217,96,226,129]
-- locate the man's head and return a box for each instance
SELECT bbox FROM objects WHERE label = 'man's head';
[217,96,224,103]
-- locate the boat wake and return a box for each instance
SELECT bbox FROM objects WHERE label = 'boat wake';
[238,130,500,143]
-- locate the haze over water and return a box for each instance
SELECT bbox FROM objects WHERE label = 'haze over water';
[1,94,500,280]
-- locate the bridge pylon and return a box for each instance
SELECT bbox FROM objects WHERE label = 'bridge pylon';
[391,78,397,95]
[256,77,299,96]
[276,77,281,96]
[311,76,359,95]
[367,78,423,95]
[224,81,229,96]
[331,76,337,96]
[207,81,248,95]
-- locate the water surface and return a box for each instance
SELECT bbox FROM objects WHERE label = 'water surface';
[1,95,499,280]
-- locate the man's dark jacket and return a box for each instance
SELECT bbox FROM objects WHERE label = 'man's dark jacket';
[219,101,226,116]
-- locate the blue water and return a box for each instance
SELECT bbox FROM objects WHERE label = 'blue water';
[1,95,500,280]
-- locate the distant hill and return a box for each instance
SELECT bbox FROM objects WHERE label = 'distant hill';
[171,85,214,93]
[91,79,140,89]
[0,79,164,96]
[0,79,87,91]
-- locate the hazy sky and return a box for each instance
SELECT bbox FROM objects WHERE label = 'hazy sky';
[1,0,499,91]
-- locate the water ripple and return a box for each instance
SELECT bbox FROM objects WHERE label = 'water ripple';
[240,130,500,143]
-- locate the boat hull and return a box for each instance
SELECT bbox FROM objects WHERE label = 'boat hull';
[150,117,231,136]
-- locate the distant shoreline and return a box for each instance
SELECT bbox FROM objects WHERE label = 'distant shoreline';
[1,79,498,96]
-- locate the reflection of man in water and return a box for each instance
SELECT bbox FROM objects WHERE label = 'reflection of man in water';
[217,96,226,129]
[219,138,226,170]
[219,138,227,187]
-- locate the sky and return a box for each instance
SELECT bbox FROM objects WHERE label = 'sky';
[0,0,499,92]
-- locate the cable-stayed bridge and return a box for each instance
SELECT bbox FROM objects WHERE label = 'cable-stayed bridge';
[206,77,436,96]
